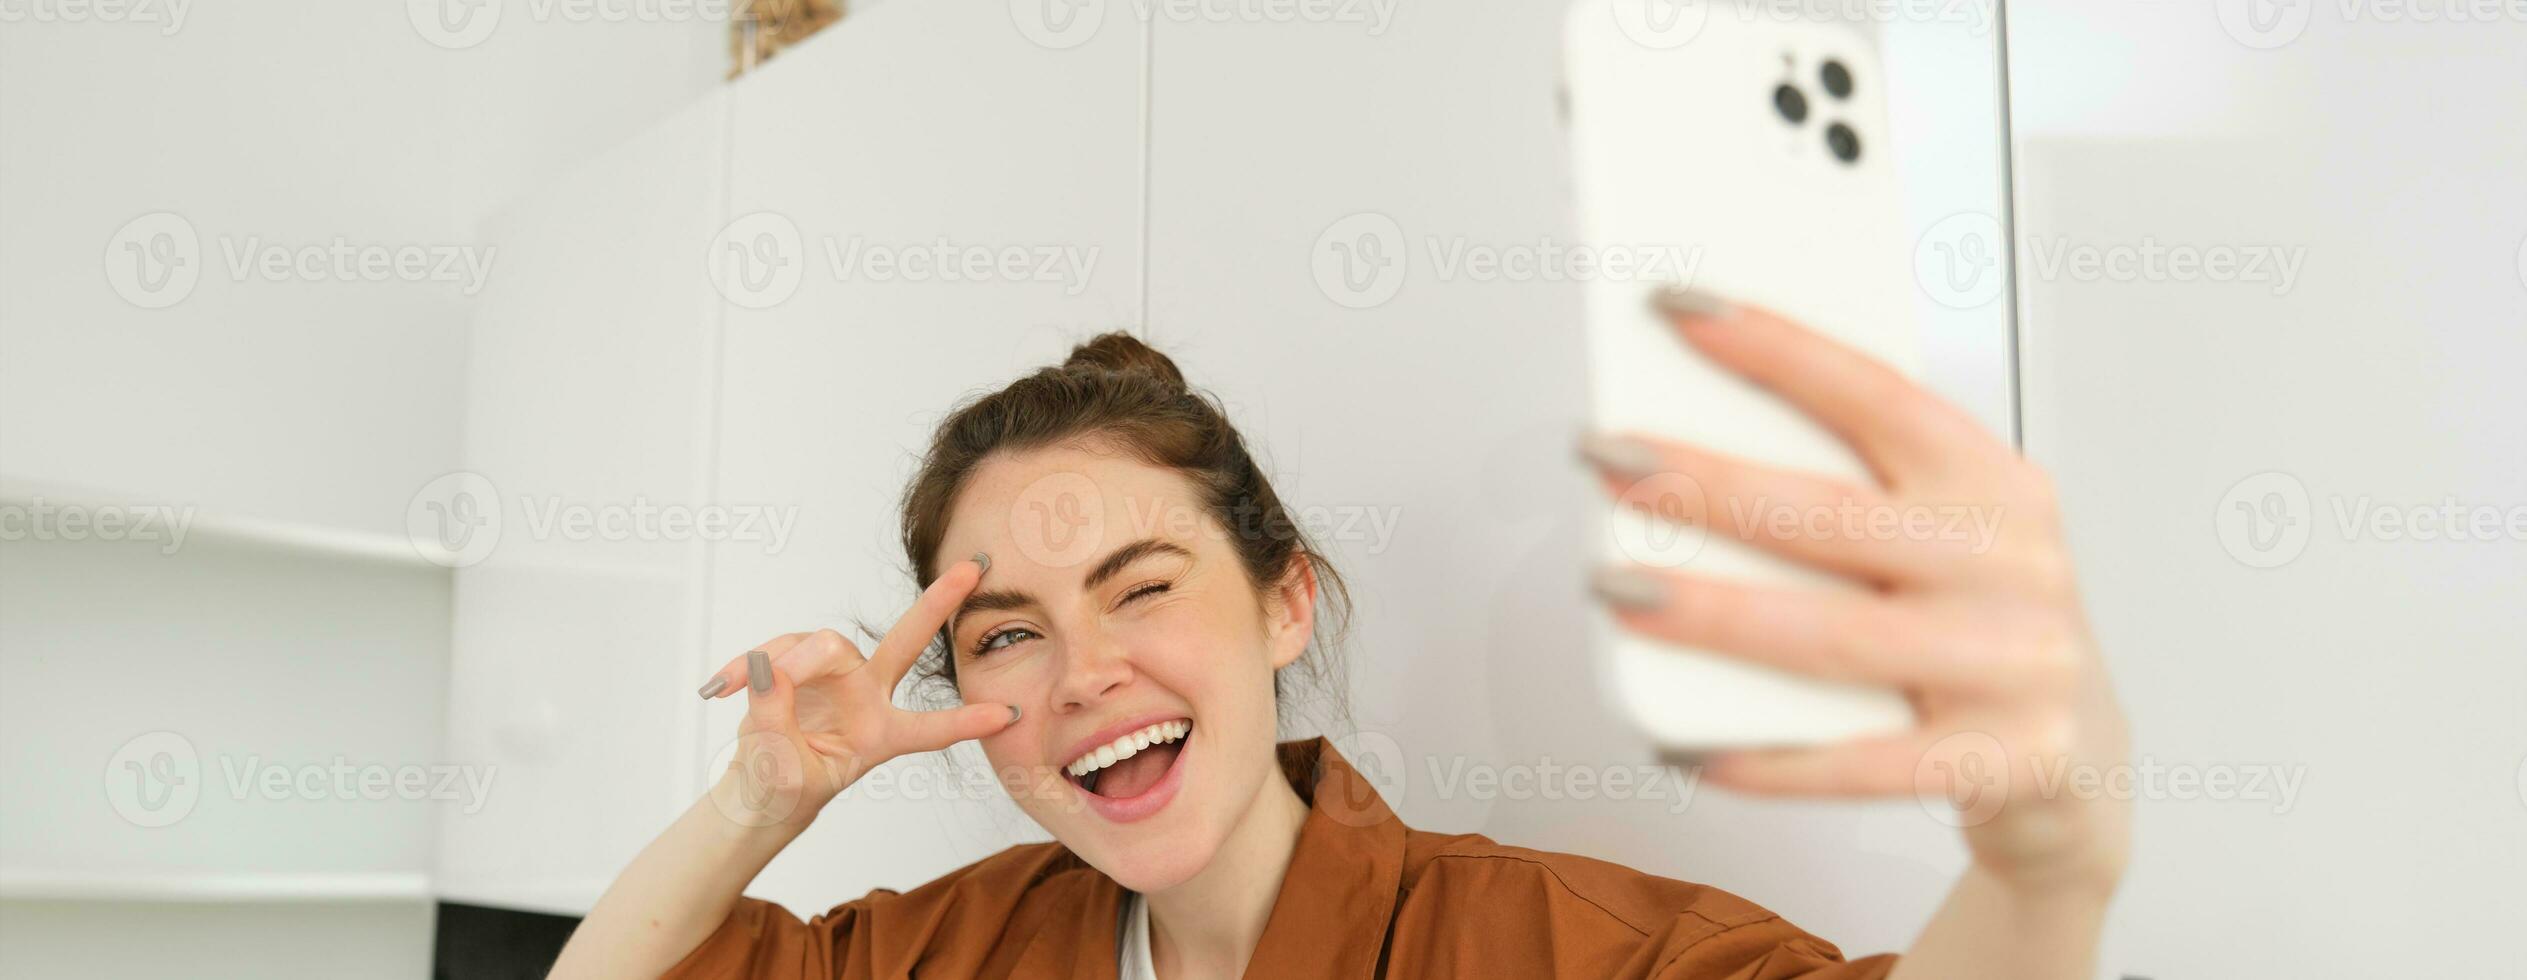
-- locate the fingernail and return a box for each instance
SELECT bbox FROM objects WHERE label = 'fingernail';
[1577,432,1663,480]
[747,650,772,694]
[1590,566,1669,611]
[1650,283,1734,321]
[1006,704,1022,724]
[696,675,729,699]
[973,551,991,576]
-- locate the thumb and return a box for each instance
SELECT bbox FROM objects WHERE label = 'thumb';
[894,701,1022,755]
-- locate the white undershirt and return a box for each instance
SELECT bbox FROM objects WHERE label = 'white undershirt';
[1118,890,1157,980]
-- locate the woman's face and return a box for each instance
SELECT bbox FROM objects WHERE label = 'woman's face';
[938,441,1314,893]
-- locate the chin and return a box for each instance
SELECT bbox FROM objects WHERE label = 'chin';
[1086,821,1221,893]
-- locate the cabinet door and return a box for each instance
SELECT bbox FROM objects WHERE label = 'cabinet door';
[432,93,731,915]
[705,0,1145,913]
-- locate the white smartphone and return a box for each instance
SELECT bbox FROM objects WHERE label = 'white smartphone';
[1561,0,1919,750]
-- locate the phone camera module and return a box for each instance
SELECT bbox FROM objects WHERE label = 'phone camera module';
[1772,83,1809,124]
[1825,122,1861,164]
[1821,60,1854,99]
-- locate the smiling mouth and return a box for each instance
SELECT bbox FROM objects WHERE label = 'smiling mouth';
[1064,719,1192,798]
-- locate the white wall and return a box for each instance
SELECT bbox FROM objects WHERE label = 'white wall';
[2009,4,2527,977]
[0,4,723,976]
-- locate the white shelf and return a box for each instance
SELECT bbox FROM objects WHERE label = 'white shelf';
[0,475,456,569]
[0,870,433,904]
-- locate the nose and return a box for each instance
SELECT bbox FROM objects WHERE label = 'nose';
[1051,629,1134,711]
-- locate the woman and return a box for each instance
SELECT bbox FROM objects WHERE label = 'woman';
[551,288,2130,979]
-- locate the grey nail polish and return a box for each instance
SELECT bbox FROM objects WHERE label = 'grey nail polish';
[696,675,729,699]
[1649,284,1735,321]
[747,650,772,694]
[1006,704,1022,724]
[973,551,991,575]
[1577,433,1663,480]
[1590,566,1669,611]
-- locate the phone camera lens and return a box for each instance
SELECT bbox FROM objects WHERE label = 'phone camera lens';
[1772,83,1808,124]
[1825,122,1861,163]
[1821,60,1853,99]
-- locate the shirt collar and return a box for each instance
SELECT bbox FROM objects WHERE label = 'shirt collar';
[1054,736,1408,980]
[1239,735,1409,978]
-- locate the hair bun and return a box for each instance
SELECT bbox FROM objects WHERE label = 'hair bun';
[1060,331,1187,389]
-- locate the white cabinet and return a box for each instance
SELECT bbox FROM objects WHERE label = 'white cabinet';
[706,0,1145,913]
[435,0,1144,914]
[430,91,733,914]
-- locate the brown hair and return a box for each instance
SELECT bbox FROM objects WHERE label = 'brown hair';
[892,331,1354,731]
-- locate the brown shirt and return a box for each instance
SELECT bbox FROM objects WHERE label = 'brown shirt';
[661,737,1899,979]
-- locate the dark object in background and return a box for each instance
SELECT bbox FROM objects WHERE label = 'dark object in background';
[433,901,583,980]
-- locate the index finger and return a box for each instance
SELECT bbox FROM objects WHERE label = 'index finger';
[1653,288,2003,487]
[868,553,989,685]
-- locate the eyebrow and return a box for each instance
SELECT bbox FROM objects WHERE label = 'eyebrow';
[951,537,1194,630]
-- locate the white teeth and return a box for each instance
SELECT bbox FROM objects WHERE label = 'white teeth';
[1065,719,1192,777]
